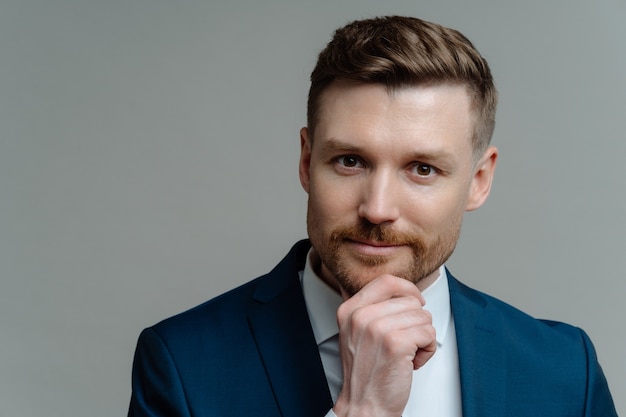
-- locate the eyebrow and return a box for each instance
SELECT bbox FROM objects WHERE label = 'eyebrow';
[321,138,456,166]
[320,138,362,153]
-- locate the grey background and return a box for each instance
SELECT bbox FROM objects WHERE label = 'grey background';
[1,1,624,416]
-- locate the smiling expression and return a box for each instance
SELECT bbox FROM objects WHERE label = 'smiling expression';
[299,81,497,296]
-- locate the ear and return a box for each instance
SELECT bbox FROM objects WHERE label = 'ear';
[466,146,498,211]
[299,127,312,193]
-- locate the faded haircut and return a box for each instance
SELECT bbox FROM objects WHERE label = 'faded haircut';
[307,16,497,154]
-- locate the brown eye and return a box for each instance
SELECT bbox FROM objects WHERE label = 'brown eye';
[414,164,433,176]
[338,155,361,168]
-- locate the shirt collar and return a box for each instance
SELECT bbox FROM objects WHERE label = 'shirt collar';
[300,249,452,347]
[300,250,343,345]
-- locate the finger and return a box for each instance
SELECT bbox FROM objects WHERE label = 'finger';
[377,324,437,365]
[349,301,432,331]
[342,307,434,359]
[338,295,426,330]
[413,336,437,369]
[344,275,425,308]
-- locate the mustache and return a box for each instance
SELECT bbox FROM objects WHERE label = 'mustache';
[330,221,423,247]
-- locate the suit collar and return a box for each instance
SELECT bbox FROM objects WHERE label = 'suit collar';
[248,240,333,417]
[448,271,507,417]
[251,240,310,303]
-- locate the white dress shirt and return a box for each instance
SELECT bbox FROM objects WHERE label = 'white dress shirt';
[300,250,462,416]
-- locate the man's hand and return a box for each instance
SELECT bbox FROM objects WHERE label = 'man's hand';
[332,275,437,417]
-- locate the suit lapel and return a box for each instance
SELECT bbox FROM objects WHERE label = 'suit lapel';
[448,274,507,417]
[248,241,333,417]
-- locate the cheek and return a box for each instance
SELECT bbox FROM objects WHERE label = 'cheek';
[309,177,358,218]
[403,188,467,231]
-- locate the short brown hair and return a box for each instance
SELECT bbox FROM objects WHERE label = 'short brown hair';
[307,16,497,153]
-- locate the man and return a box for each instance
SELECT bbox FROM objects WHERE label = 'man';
[128,16,617,416]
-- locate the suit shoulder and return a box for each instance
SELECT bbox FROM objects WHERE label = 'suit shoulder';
[450,276,585,344]
[139,241,309,351]
[149,273,267,337]
[448,275,617,414]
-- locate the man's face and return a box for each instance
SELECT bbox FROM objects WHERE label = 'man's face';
[299,81,497,296]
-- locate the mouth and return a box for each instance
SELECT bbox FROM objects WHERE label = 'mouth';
[345,238,405,256]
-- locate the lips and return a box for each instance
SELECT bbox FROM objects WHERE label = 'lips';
[349,238,399,247]
[345,238,405,256]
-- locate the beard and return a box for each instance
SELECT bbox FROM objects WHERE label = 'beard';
[307,214,462,296]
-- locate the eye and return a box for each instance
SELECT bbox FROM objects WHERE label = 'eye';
[412,163,435,177]
[336,155,363,168]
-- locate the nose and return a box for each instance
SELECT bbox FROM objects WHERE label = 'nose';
[357,169,401,225]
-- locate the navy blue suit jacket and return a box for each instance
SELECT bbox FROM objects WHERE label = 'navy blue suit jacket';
[129,240,617,416]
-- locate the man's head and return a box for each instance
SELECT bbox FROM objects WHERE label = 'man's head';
[299,16,498,296]
[307,15,497,156]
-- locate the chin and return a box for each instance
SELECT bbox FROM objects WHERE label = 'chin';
[335,258,417,295]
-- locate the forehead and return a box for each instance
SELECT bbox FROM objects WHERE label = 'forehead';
[314,82,475,156]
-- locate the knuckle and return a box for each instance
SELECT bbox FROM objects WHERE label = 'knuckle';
[350,306,379,335]
[419,309,433,322]
[427,324,436,339]
[336,303,350,322]
[381,331,407,356]
[367,317,388,336]
[350,306,369,327]
[418,324,437,346]
[405,308,431,326]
